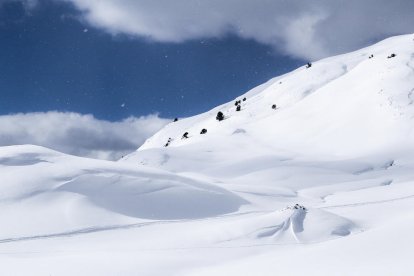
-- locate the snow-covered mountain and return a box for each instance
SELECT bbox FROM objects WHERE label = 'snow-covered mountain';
[1,34,414,275]
[128,34,414,159]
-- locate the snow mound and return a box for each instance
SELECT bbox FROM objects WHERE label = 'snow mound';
[220,205,355,244]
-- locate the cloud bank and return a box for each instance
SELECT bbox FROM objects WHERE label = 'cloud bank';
[0,112,169,160]
[62,0,414,60]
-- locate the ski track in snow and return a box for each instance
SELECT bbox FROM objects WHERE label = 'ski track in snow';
[321,193,414,209]
[0,210,270,245]
[0,221,165,245]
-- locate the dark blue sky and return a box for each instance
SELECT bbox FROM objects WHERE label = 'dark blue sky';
[0,0,304,121]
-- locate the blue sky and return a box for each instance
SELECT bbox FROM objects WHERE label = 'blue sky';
[0,0,303,120]
[0,0,413,159]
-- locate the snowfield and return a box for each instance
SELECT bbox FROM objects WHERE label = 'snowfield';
[1,34,414,275]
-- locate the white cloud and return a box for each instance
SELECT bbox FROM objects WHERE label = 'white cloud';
[60,0,414,60]
[0,112,170,160]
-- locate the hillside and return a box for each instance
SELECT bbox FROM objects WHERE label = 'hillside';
[128,34,414,159]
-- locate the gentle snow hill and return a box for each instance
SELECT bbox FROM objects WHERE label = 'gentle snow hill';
[0,145,245,238]
[2,34,414,275]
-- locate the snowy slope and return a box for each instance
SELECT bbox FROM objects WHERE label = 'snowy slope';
[1,34,414,275]
[130,34,414,159]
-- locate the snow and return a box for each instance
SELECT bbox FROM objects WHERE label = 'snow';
[2,34,414,275]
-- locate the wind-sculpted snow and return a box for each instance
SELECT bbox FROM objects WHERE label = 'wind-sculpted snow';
[0,153,49,166]
[58,174,246,220]
[2,35,414,275]
[0,145,246,239]
[214,206,355,245]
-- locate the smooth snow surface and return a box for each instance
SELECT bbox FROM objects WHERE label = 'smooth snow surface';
[2,34,414,275]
